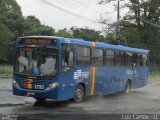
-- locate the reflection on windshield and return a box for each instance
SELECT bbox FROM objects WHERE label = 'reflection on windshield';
[15,48,58,76]
[40,57,56,75]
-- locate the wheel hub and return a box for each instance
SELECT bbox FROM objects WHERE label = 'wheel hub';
[76,89,82,99]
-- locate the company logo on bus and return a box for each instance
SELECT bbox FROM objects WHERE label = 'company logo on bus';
[20,79,32,89]
[73,70,89,80]
[126,70,134,75]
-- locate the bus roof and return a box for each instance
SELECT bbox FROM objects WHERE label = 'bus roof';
[18,36,149,54]
[18,36,63,40]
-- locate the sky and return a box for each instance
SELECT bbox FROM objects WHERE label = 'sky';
[16,0,128,31]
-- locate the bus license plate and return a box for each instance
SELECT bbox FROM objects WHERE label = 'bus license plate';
[26,92,35,96]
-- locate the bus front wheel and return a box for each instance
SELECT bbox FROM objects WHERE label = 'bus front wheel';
[124,80,131,94]
[34,98,46,102]
[74,84,85,102]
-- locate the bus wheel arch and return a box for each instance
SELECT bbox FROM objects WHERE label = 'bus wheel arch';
[124,79,131,94]
[73,83,85,102]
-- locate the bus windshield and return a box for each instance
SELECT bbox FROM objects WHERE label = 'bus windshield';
[14,47,58,77]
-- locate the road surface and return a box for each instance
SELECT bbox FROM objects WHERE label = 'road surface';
[0,78,160,120]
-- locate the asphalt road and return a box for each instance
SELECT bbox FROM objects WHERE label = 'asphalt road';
[0,78,160,120]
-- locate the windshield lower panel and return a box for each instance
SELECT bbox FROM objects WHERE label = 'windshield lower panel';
[14,47,58,78]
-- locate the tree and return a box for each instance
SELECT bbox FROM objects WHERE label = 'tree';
[99,0,160,62]
[55,28,73,38]
[120,21,141,47]
[0,0,56,62]
[70,27,106,42]
[0,21,14,62]
[0,0,24,36]
[22,16,55,36]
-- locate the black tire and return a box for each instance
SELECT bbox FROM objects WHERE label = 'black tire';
[34,98,46,102]
[124,80,131,94]
[74,84,85,102]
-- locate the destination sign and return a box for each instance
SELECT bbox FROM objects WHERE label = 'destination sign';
[18,38,56,45]
[22,48,33,51]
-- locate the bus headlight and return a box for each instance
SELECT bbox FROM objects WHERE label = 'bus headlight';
[12,80,20,88]
[45,82,59,90]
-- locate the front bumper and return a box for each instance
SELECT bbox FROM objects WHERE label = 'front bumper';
[12,84,58,100]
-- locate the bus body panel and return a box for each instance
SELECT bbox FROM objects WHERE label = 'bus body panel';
[58,67,90,100]
[94,67,106,94]
[131,67,148,89]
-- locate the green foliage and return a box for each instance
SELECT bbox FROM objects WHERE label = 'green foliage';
[1,0,160,64]
[22,16,55,36]
[55,28,73,38]
[0,21,14,62]
[0,0,23,36]
[25,16,41,26]
[120,21,142,48]
[125,0,160,62]
[70,27,105,42]
[0,0,56,63]
[0,64,13,74]
[55,27,105,42]
[105,33,117,44]
[100,0,160,62]
[149,74,160,79]
[33,25,55,36]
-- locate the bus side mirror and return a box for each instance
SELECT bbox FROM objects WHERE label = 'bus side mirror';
[64,62,70,70]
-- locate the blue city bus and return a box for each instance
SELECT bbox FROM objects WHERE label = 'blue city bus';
[12,36,149,102]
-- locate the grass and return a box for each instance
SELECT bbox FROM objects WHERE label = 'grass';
[0,70,12,74]
[0,70,12,78]
[148,73,160,79]
[0,65,13,78]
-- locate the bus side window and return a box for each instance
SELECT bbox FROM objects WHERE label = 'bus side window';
[62,44,74,74]
[106,49,114,66]
[91,48,103,66]
[120,51,125,66]
[125,52,132,66]
[132,53,142,66]
[77,46,90,66]
[142,54,148,67]
[115,51,121,66]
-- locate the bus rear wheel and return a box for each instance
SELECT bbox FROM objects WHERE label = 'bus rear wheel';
[124,80,131,94]
[74,84,85,102]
